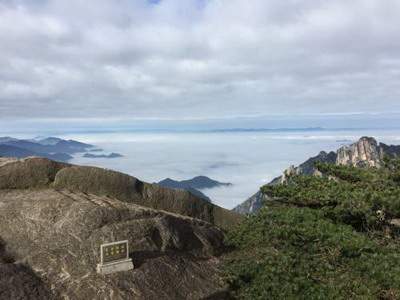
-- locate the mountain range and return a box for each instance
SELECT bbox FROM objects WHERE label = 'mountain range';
[0,136,125,162]
[158,176,232,202]
[0,137,95,162]
[234,137,400,214]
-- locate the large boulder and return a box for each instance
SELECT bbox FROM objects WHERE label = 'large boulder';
[53,164,240,230]
[0,189,226,299]
[0,157,68,189]
[53,166,215,226]
[53,165,144,203]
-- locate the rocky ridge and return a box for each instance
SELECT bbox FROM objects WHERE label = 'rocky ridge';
[0,157,241,299]
[234,137,400,214]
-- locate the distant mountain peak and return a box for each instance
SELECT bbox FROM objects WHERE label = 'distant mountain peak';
[159,175,232,189]
[192,175,209,180]
[158,175,233,202]
[34,137,63,146]
[162,177,174,182]
[336,136,382,168]
[181,176,232,189]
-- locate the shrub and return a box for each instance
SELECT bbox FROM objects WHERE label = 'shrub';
[224,159,400,299]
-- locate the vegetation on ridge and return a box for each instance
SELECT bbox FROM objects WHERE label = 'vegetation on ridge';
[224,158,400,299]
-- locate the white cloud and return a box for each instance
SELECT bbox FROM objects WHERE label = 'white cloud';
[0,0,400,120]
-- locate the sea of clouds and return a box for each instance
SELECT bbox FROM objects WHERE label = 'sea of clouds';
[56,129,400,209]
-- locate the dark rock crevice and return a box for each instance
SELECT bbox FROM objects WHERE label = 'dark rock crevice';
[0,237,54,300]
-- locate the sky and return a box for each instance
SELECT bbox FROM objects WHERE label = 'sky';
[1,0,400,129]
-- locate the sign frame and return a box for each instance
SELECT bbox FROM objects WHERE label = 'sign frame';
[97,240,134,275]
[100,240,129,265]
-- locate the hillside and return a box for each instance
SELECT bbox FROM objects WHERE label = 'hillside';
[0,157,241,299]
[234,137,400,214]
[158,176,232,202]
[224,157,400,298]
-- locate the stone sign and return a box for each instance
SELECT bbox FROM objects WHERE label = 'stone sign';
[97,240,134,275]
[101,241,128,264]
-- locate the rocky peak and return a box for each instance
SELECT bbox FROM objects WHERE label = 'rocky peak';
[280,165,297,183]
[336,136,382,168]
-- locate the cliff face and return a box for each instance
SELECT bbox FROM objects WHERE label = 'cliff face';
[336,136,383,167]
[234,137,400,214]
[233,191,268,215]
[0,157,240,299]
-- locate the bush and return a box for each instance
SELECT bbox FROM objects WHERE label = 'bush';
[224,159,400,299]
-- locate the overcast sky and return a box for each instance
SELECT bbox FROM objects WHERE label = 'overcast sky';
[1,0,400,125]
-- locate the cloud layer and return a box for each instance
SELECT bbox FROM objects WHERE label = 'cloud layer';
[1,0,400,120]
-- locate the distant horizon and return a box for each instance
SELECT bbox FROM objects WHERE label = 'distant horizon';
[1,111,400,136]
[3,126,400,137]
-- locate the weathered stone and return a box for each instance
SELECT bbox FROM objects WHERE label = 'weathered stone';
[0,189,226,299]
[0,263,54,300]
[54,165,144,203]
[0,237,54,299]
[52,163,241,230]
[0,157,241,299]
[0,157,68,189]
[336,137,382,167]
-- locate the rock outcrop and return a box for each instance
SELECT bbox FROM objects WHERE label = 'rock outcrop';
[0,157,68,189]
[234,137,400,214]
[1,236,52,300]
[0,157,241,299]
[232,191,268,215]
[336,136,382,167]
[0,157,240,230]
